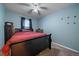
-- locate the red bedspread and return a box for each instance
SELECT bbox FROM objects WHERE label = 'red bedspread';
[2,32,47,56]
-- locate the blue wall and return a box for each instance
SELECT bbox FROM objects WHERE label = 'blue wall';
[39,4,79,51]
[0,4,5,49]
[4,9,38,31]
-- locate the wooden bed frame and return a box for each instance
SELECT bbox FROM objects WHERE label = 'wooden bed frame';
[10,34,52,56]
[4,21,52,56]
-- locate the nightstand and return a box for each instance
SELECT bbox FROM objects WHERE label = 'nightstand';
[36,28,43,33]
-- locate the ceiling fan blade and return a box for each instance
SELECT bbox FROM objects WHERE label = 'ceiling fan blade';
[40,7,48,10]
[18,3,30,6]
[27,9,33,14]
[32,3,40,6]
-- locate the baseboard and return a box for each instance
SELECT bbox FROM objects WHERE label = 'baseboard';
[51,42,79,53]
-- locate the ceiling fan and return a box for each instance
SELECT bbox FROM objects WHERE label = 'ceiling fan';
[18,3,48,16]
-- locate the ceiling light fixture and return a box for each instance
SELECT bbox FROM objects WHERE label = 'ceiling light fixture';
[33,9,38,13]
[32,3,40,14]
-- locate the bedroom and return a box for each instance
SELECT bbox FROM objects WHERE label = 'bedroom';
[0,3,79,56]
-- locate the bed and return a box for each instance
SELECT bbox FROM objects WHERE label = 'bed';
[3,31,52,56]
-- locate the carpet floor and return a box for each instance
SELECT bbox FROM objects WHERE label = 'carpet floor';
[37,44,79,56]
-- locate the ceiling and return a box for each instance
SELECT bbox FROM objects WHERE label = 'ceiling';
[4,3,71,19]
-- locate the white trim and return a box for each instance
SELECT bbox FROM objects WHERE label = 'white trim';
[51,42,79,53]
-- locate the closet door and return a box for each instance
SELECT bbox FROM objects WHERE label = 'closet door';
[4,22,13,44]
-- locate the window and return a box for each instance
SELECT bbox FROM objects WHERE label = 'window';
[24,19,30,29]
[21,17,33,31]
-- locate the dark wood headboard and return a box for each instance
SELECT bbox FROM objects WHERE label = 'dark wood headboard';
[4,22,14,44]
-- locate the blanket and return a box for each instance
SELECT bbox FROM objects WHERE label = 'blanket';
[2,32,47,56]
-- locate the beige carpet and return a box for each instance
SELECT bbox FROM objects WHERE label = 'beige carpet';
[37,48,79,56]
[37,44,79,56]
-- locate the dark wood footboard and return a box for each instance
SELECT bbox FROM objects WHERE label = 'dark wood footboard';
[10,34,52,56]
